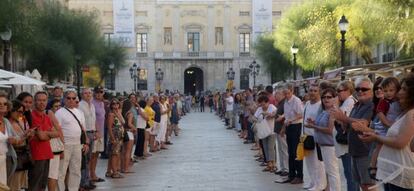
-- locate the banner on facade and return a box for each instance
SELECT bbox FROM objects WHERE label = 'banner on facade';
[252,0,273,42]
[113,0,135,47]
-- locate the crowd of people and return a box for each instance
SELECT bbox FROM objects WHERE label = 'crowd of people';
[214,73,414,191]
[0,86,186,191]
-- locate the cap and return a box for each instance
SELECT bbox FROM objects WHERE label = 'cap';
[94,86,104,93]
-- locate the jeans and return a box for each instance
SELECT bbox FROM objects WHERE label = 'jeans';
[262,134,276,162]
[81,132,95,187]
[341,153,360,191]
[247,122,254,141]
[276,133,288,172]
[286,123,303,179]
[134,128,145,157]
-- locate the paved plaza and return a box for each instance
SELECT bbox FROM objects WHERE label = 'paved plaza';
[94,112,348,191]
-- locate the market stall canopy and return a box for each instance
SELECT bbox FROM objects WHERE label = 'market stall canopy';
[0,69,46,85]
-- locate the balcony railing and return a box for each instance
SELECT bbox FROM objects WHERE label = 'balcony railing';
[154,51,234,59]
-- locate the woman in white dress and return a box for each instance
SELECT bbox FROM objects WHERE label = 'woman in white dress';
[359,74,414,191]
[156,95,170,150]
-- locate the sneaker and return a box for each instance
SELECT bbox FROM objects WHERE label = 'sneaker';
[274,177,292,184]
[280,171,289,176]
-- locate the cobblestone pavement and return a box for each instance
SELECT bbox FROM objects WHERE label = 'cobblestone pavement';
[94,112,346,191]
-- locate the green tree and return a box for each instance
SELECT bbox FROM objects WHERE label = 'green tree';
[94,40,127,85]
[254,35,291,83]
[22,1,102,81]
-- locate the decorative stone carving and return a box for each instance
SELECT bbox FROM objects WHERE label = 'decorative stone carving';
[235,23,252,33]
[180,10,205,17]
[182,23,204,31]
[136,23,152,33]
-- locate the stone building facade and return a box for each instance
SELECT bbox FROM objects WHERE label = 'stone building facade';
[64,0,301,94]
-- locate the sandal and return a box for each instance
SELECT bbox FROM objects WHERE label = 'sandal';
[91,177,105,182]
[105,172,112,178]
[368,167,378,181]
[111,172,124,179]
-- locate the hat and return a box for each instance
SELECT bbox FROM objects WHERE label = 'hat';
[93,86,104,93]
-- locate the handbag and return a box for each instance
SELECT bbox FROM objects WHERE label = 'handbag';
[123,131,129,142]
[64,107,87,144]
[254,115,272,139]
[303,135,315,150]
[302,103,315,150]
[335,121,348,145]
[296,136,306,161]
[15,148,33,171]
[50,137,64,154]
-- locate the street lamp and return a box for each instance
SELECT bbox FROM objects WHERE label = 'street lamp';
[291,43,299,80]
[226,67,235,90]
[129,63,138,92]
[109,63,115,90]
[338,15,349,80]
[155,68,164,93]
[249,60,260,88]
[74,55,81,99]
[1,29,12,71]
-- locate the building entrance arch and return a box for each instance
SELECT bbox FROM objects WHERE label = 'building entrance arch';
[184,67,203,95]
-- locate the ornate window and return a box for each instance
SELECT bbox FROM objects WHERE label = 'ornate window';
[164,27,172,45]
[187,32,200,52]
[239,33,250,53]
[136,33,147,53]
[215,27,223,45]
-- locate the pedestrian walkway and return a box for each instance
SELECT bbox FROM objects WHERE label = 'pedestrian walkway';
[94,112,302,191]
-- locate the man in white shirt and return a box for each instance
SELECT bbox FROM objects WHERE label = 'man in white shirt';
[78,88,97,189]
[225,91,234,129]
[302,84,327,191]
[55,90,88,191]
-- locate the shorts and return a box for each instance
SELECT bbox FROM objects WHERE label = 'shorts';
[93,137,104,153]
[352,155,375,185]
[48,155,60,179]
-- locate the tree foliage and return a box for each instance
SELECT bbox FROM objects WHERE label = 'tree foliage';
[272,0,414,73]
[93,41,127,85]
[254,35,291,83]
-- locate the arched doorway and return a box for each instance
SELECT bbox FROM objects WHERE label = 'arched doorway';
[184,67,203,95]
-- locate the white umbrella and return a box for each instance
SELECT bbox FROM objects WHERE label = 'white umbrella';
[0,69,46,85]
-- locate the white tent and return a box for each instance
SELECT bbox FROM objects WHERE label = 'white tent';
[0,69,45,86]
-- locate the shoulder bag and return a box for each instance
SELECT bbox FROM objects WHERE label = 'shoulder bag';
[64,107,87,144]
[302,103,315,150]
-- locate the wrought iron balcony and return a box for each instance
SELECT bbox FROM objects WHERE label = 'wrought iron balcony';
[154,51,234,59]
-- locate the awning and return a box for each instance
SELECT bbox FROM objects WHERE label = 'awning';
[0,69,46,86]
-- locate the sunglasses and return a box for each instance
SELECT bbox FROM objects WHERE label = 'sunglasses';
[355,87,371,92]
[53,104,61,108]
[66,97,77,100]
[374,87,382,91]
[322,96,334,99]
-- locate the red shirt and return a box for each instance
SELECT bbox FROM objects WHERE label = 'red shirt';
[376,99,391,114]
[30,110,54,161]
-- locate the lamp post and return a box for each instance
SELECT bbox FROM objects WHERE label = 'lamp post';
[0,29,12,71]
[129,63,138,92]
[155,68,164,93]
[249,60,260,88]
[75,55,81,99]
[226,67,235,90]
[338,15,349,80]
[109,63,115,90]
[291,43,299,80]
